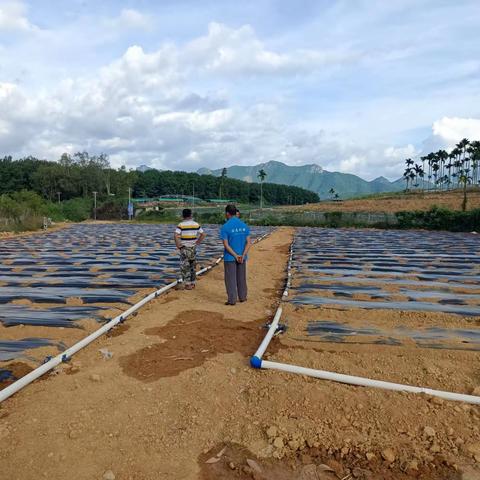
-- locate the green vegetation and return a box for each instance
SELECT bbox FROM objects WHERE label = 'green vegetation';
[395,206,480,232]
[247,206,479,232]
[0,190,47,232]
[0,154,319,230]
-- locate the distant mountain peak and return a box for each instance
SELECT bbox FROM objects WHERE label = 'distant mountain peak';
[137,165,155,173]
[196,161,402,199]
[308,164,323,174]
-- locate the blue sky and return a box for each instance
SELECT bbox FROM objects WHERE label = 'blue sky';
[0,0,479,180]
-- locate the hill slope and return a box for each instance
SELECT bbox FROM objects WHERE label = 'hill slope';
[286,189,480,213]
[198,161,404,199]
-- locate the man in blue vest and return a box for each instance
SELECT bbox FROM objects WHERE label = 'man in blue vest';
[220,204,252,305]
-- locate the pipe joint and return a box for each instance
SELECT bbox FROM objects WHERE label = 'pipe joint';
[250,356,262,369]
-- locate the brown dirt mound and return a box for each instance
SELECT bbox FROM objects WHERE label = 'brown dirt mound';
[199,443,460,480]
[119,310,277,381]
[0,362,33,390]
[106,322,130,337]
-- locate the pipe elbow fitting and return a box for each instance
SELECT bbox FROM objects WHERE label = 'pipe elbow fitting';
[250,356,262,369]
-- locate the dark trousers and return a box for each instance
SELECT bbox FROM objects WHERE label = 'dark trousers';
[224,261,247,304]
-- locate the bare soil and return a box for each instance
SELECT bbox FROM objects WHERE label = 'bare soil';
[120,310,278,381]
[286,189,480,213]
[199,443,459,479]
[0,222,71,239]
[0,227,479,479]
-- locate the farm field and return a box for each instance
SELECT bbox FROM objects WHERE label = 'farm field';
[0,223,270,385]
[285,189,480,213]
[1,225,480,479]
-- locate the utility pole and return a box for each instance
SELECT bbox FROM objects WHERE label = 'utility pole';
[93,191,97,221]
[128,187,133,220]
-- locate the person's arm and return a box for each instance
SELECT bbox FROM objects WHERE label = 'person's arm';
[196,231,206,245]
[223,239,242,263]
[174,227,183,250]
[196,227,206,246]
[240,236,252,262]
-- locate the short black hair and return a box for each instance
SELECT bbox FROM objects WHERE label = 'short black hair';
[182,208,192,219]
[225,204,237,216]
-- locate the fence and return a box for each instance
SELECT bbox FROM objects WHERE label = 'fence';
[248,209,399,228]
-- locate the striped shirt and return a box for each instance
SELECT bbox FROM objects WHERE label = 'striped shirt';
[175,220,204,247]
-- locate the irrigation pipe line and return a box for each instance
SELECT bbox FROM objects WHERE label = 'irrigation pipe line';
[250,236,480,405]
[0,231,271,403]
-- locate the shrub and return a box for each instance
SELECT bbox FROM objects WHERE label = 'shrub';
[136,209,172,222]
[195,211,225,224]
[96,199,128,220]
[396,206,480,231]
[61,198,92,222]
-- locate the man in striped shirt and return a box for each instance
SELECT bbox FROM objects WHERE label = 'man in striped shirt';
[174,209,206,290]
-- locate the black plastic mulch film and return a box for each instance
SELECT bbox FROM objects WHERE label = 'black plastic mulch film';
[288,227,480,349]
[0,223,271,368]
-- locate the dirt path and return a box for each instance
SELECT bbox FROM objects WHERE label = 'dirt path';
[0,222,71,239]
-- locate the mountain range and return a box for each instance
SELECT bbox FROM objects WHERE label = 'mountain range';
[197,161,404,199]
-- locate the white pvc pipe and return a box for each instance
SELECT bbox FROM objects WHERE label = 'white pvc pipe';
[260,360,480,405]
[251,307,283,365]
[0,230,272,403]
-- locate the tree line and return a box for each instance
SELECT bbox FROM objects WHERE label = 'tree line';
[0,153,319,206]
[403,138,480,211]
[403,139,480,190]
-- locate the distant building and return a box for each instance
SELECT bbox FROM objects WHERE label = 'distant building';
[132,195,207,216]
[207,199,233,204]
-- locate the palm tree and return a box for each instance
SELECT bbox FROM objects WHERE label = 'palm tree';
[257,168,267,209]
[468,141,480,185]
[459,170,473,211]
[436,150,449,190]
[431,156,440,190]
[219,167,227,199]
[404,159,414,191]
[403,167,412,191]
[420,155,426,191]
[414,163,424,189]
[458,138,470,168]
[425,153,436,189]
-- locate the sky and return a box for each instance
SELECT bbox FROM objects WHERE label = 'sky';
[0,0,479,180]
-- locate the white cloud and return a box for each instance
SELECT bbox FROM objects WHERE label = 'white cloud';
[0,0,37,32]
[107,9,153,31]
[432,117,480,148]
[384,144,418,160]
[184,22,359,75]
